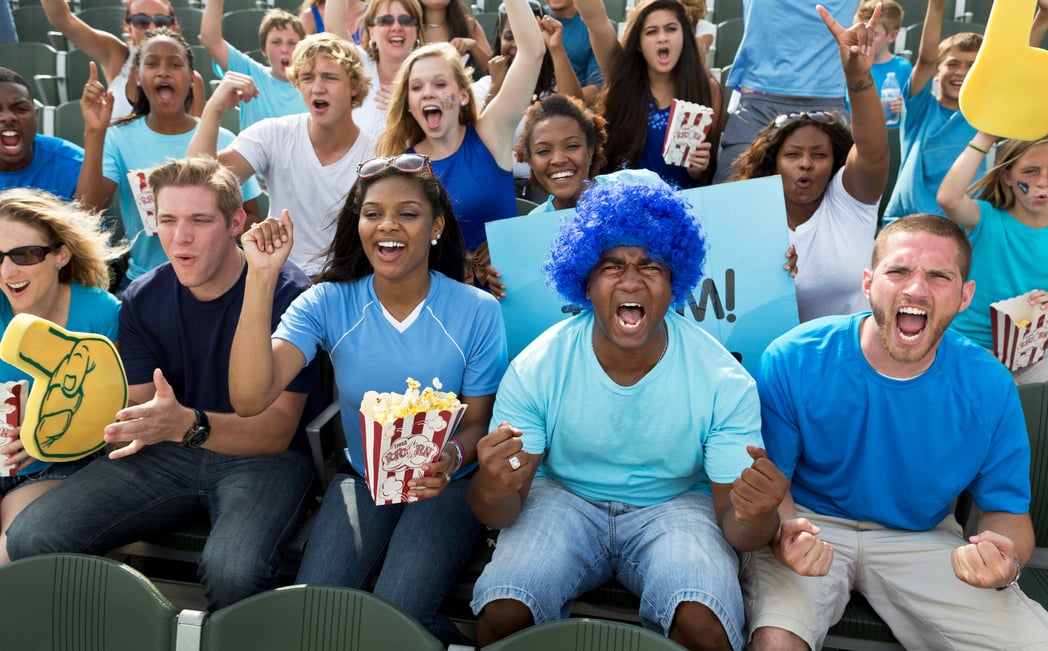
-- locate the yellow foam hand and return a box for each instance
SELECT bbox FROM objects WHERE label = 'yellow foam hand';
[960,0,1048,140]
[0,313,128,462]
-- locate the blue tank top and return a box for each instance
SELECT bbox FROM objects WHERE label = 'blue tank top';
[310,5,325,33]
[413,126,516,251]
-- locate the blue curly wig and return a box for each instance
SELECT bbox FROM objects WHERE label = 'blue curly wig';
[545,181,707,309]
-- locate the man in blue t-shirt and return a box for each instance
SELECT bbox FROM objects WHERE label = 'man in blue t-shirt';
[7,157,318,611]
[0,67,84,201]
[546,0,602,104]
[745,215,1048,650]
[468,180,787,650]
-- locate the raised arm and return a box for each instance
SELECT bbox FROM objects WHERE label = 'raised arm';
[229,213,309,416]
[476,0,544,169]
[937,131,994,230]
[324,0,351,40]
[910,0,947,97]
[574,0,620,76]
[199,0,231,70]
[819,4,888,204]
[40,0,129,84]
[541,15,584,102]
[186,73,259,182]
[75,63,117,212]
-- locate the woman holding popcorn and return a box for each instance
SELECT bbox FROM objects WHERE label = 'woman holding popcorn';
[228,154,507,645]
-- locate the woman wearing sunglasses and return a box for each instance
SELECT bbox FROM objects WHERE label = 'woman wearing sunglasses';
[40,0,206,120]
[0,188,124,564]
[229,154,507,645]
[731,6,889,323]
[377,0,542,286]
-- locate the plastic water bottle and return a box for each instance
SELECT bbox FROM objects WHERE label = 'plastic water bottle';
[880,72,902,128]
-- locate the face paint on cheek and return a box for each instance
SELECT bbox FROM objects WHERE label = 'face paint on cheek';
[1017,180,1031,195]
[440,93,456,111]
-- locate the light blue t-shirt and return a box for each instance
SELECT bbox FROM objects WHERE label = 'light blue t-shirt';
[0,135,84,201]
[101,117,261,280]
[725,0,858,96]
[493,310,762,506]
[758,313,1030,531]
[218,44,307,131]
[950,201,1048,349]
[273,271,508,478]
[0,283,120,476]
[883,75,984,222]
[550,9,602,87]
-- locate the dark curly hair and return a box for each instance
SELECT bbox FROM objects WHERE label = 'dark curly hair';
[546,180,707,308]
[316,164,467,283]
[516,94,608,186]
[115,28,195,125]
[730,112,853,181]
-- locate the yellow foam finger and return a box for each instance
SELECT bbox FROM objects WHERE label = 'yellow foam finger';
[960,0,1048,141]
[0,313,128,462]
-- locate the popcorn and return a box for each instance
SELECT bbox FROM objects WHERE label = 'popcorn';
[991,292,1048,371]
[358,378,468,505]
[0,380,28,477]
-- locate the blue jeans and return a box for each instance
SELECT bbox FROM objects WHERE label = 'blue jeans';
[0,451,101,497]
[472,477,746,651]
[296,472,482,645]
[7,442,315,610]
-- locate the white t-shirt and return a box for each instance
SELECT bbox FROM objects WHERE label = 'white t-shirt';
[354,47,387,139]
[232,113,377,275]
[789,167,878,323]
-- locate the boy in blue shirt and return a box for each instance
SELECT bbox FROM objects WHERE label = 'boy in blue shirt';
[851,0,912,119]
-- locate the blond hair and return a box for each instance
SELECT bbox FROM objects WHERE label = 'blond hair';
[376,42,477,156]
[0,188,127,290]
[287,32,371,108]
[856,0,903,33]
[969,138,1048,211]
[148,156,244,226]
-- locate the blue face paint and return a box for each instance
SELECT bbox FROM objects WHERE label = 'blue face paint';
[1017,180,1031,195]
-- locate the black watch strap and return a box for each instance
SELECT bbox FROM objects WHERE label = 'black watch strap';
[181,408,211,448]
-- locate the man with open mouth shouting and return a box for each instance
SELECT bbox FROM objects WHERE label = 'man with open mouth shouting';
[745,214,1048,650]
[467,179,786,651]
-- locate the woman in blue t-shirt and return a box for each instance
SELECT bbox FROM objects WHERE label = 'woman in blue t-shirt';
[0,188,124,564]
[228,154,507,645]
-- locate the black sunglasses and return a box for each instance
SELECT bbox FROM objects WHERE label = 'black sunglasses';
[498,0,544,17]
[0,244,58,266]
[127,13,176,30]
[357,154,433,178]
[772,111,837,129]
[372,14,419,27]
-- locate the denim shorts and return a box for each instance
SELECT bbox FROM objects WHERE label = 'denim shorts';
[0,452,101,497]
[471,477,745,650]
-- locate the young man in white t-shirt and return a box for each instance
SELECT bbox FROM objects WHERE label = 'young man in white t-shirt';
[188,33,377,276]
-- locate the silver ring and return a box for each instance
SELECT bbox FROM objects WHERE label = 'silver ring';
[441,471,451,483]
[508,455,521,471]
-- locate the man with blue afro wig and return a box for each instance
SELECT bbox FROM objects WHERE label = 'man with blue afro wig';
[467,180,789,651]
[546,180,707,308]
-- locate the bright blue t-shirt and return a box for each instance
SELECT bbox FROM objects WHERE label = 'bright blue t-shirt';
[273,271,508,478]
[758,313,1031,531]
[218,44,308,131]
[0,135,84,201]
[0,283,120,476]
[883,75,984,222]
[950,201,1048,349]
[101,117,261,280]
[725,0,858,96]
[409,126,516,251]
[549,9,602,87]
[493,310,762,506]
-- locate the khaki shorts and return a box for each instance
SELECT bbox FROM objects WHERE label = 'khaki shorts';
[740,506,1048,650]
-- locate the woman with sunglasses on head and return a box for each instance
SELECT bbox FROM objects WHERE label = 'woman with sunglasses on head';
[731,6,888,323]
[229,154,507,645]
[377,0,542,287]
[39,0,206,119]
[574,0,722,188]
[419,0,493,78]
[0,188,124,564]
[76,30,262,289]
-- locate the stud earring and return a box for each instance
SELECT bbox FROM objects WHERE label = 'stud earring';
[431,233,441,246]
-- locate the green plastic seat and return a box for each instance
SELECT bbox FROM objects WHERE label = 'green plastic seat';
[0,553,178,651]
[200,584,444,650]
[485,618,685,650]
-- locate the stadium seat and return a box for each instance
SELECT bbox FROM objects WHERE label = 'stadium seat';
[222,8,268,52]
[175,7,205,45]
[708,0,742,23]
[12,5,64,46]
[484,618,686,650]
[711,18,743,70]
[1018,382,1048,607]
[79,6,128,39]
[903,20,986,62]
[1,41,59,97]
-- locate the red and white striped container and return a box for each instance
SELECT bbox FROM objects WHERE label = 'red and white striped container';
[991,292,1048,371]
[0,380,29,477]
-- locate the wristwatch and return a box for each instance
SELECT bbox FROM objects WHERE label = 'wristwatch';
[996,557,1022,591]
[181,408,211,448]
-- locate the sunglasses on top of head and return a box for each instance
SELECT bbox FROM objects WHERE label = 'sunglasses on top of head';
[357,154,433,178]
[127,13,176,29]
[772,111,838,129]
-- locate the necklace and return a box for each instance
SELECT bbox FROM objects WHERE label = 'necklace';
[424,21,445,27]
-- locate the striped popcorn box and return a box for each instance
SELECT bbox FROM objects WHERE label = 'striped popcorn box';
[991,292,1048,371]
[661,99,715,167]
[0,380,29,477]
